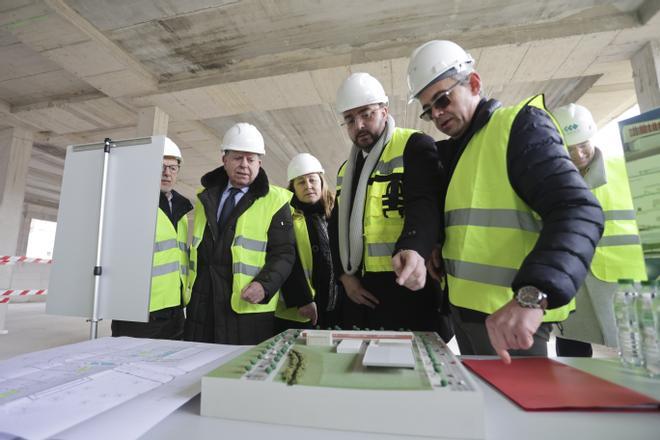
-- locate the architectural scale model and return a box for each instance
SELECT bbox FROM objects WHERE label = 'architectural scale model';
[201,329,484,439]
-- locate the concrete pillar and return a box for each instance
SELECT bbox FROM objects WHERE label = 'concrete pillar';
[136,106,169,137]
[0,127,33,333]
[15,211,32,257]
[0,127,33,257]
[631,40,660,113]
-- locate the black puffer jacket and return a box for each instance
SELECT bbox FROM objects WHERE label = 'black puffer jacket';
[438,98,604,317]
[183,167,295,344]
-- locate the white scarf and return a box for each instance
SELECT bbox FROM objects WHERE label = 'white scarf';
[338,115,396,274]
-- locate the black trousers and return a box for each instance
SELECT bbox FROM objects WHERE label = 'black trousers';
[450,304,551,356]
[111,306,184,340]
[341,271,438,332]
[555,337,593,357]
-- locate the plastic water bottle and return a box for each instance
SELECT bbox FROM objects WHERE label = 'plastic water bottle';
[613,279,644,368]
[638,280,659,377]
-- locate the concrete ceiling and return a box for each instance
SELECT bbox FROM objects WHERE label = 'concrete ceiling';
[1,0,659,213]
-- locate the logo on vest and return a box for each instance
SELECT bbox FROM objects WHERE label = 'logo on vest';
[381,177,404,218]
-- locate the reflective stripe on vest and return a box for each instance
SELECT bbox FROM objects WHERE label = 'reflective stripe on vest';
[445,208,542,232]
[234,235,268,252]
[336,127,417,272]
[590,157,646,281]
[275,208,317,323]
[150,208,190,311]
[188,184,292,314]
[443,95,573,322]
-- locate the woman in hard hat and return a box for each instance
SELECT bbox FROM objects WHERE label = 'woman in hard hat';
[275,153,339,330]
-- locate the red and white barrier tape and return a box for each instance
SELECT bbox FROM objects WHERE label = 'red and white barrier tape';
[0,289,48,303]
[0,256,52,265]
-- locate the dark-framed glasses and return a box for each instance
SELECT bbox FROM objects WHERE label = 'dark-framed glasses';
[419,79,466,121]
[341,106,382,127]
[162,164,180,173]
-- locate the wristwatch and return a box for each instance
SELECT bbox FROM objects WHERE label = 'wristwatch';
[515,286,548,309]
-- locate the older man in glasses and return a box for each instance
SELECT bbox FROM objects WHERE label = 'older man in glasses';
[400,40,604,363]
[329,72,451,339]
[112,138,193,339]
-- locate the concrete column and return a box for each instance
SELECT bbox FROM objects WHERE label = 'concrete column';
[631,40,660,113]
[0,127,33,257]
[15,211,32,257]
[0,128,33,329]
[136,106,169,137]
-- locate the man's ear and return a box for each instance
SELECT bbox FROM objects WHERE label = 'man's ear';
[468,72,482,96]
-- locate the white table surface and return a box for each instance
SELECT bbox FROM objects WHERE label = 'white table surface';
[140,357,660,440]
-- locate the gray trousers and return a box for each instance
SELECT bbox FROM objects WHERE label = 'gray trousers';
[450,304,551,356]
[554,272,618,348]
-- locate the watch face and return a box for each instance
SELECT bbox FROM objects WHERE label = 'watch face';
[517,286,544,307]
[519,287,540,303]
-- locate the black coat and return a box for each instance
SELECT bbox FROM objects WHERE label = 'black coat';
[329,131,442,331]
[438,98,604,320]
[183,166,295,344]
[280,197,339,329]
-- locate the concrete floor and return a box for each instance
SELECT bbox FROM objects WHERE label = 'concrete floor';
[0,301,617,361]
[0,301,111,360]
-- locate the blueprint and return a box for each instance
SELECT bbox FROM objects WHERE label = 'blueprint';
[0,337,240,440]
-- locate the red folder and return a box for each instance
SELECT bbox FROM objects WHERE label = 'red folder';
[462,358,660,411]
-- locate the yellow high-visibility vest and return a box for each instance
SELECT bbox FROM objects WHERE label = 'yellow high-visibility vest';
[443,95,574,322]
[150,208,190,311]
[336,127,416,272]
[590,156,647,281]
[275,207,316,323]
[188,185,292,313]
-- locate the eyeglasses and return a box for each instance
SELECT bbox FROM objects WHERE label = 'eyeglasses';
[162,164,180,173]
[341,106,382,127]
[419,79,466,121]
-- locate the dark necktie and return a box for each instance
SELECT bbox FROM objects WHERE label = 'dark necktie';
[218,187,240,229]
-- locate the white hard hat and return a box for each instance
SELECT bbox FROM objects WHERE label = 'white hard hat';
[407,40,475,101]
[163,137,183,163]
[553,103,597,146]
[221,122,265,155]
[336,72,389,114]
[287,153,324,181]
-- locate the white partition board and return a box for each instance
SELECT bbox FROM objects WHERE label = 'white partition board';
[47,136,165,322]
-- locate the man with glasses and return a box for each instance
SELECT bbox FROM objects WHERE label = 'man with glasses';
[112,138,193,339]
[329,72,449,336]
[403,40,604,363]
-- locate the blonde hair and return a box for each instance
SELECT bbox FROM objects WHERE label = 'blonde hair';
[288,172,335,219]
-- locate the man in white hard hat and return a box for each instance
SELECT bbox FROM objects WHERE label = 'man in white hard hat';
[112,137,193,339]
[553,103,646,357]
[329,72,447,334]
[184,123,295,345]
[404,40,604,363]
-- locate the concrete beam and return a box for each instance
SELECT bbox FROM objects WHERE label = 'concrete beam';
[137,106,169,137]
[0,98,43,133]
[36,124,138,147]
[638,0,660,25]
[549,74,602,109]
[631,40,660,112]
[1,0,158,97]
[157,8,642,94]
[13,97,137,136]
